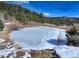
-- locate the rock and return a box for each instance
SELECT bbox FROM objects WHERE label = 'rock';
[15,50,25,58]
[14,41,22,49]
[0,44,6,50]
[0,38,5,43]
[0,38,6,49]
[31,50,53,58]
[14,49,31,58]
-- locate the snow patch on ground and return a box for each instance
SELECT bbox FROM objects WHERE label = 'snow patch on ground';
[54,45,79,58]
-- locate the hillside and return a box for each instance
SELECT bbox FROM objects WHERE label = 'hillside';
[0,2,44,23]
[0,2,79,30]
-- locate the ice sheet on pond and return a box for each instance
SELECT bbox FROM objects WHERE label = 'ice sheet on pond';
[10,26,67,50]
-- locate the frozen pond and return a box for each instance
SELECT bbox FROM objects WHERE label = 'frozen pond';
[10,26,67,50]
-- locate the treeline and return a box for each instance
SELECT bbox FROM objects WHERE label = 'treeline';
[0,2,79,27]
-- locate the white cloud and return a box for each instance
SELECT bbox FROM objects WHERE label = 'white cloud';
[5,1,29,5]
[18,1,29,4]
[43,13,50,17]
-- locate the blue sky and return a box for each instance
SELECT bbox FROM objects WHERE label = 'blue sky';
[5,1,79,17]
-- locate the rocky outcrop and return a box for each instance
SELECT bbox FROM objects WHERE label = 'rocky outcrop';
[0,37,31,58]
[31,49,57,58]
